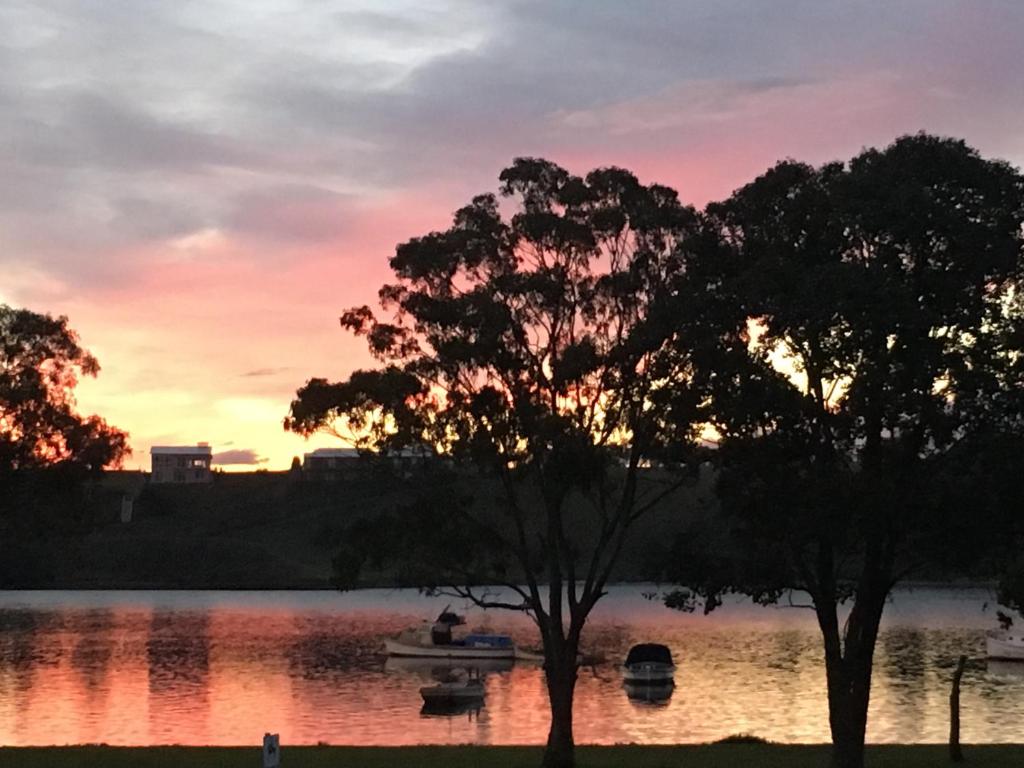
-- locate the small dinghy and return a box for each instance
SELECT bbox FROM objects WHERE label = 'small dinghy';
[623,643,676,685]
[419,669,485,706]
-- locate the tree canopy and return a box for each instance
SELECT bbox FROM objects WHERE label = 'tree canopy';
[667,134,1024,768]
[1,305,129,478]
[288,135,1024,768]
[287,158,707,768]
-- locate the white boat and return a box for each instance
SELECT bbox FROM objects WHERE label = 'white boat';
[385,634,516,659]
[385,608,518,659]
[622,643,676,684]
[986,631,1024,661]
[513,647,545,662]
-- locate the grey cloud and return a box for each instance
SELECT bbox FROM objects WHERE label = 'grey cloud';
[241,367,291,378]
[2,0,1023,304]
[212,448,268,465]
[332,9,460,42]
[226,185,355,242]
[12,90,256,174]
[230,0,979,188]
[108,196,210,241]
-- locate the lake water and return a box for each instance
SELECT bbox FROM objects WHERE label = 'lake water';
[0,586,1022,746]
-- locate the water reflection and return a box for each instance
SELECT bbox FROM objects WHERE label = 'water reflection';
[624,680,674,705]
[420,701,483,718]
[71,609,115,692]
[987,660,1024,681]
[0,587,1020,746]
[287,614,384,677]
[385,657,515,678]
[0,610,49,690]
[147,612,210,691]
[147,611,211,744]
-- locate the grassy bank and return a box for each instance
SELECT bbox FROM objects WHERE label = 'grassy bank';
[14,468,705,589]
[13,467,996,590]
[1,745,1022,768]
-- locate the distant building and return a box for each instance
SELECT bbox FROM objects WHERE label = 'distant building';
[302,447,360,482]
[151,444,213,483]
[302,444,440,482]
[388,443,435,477]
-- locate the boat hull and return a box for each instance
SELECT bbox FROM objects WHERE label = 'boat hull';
[420,699,483,717]
[385,656,514,674]
[385,639,516,659]
[986,635,1024,661]
[624,680,675,703]
[622,662,676,684]
[513,647,545,662]
[419,684,485,704]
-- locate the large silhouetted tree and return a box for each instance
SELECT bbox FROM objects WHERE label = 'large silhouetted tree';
[668,135,1024,768]
[286,159,705,768]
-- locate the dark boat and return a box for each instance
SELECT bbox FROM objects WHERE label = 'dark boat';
[622,643,676,685]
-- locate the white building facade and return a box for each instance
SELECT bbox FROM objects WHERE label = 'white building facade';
[151,445,213,483]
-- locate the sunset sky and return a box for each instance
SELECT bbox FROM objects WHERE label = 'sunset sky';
[3,0,1023,471]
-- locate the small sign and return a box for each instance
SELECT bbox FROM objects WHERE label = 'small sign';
[120,496,133,523]
[262,733,280,768]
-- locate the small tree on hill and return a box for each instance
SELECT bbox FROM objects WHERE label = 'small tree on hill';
[1,305,129,481]
[286,159,705,768]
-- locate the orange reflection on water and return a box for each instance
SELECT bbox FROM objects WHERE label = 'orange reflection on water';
[1,588,1024,746]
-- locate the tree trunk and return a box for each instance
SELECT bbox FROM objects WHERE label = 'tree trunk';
[825,657,872,768]
[541,652,579,768]
[820,585,888,768]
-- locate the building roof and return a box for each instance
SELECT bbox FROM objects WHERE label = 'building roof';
[392,443,433,458]
[151,445,213,455]
[302,445,436,461]
[304,447,360,459]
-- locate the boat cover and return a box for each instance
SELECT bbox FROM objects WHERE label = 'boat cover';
[464,633,513,648]
[436,608,466,626]
[625,643,673,666]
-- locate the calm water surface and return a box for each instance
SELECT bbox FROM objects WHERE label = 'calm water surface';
[0,586,1021,746]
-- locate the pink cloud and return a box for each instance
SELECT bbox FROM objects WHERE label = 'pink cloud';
[9,0,1021,471]
[53,193,461,469]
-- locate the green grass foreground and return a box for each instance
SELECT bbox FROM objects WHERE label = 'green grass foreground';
[2,745,1024,768]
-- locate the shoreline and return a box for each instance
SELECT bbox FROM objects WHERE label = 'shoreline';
[2,745,1023,767]
[0,579,1000,592]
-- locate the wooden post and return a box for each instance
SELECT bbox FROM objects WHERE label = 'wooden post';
[949,654,967,763]
[262,733,280,768]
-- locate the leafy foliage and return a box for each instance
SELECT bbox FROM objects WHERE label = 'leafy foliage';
[667,134,1024,768]
[674,134,1024,606]
[1,305,129,477]
[288,159,706,614]
[287,158,707,768]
